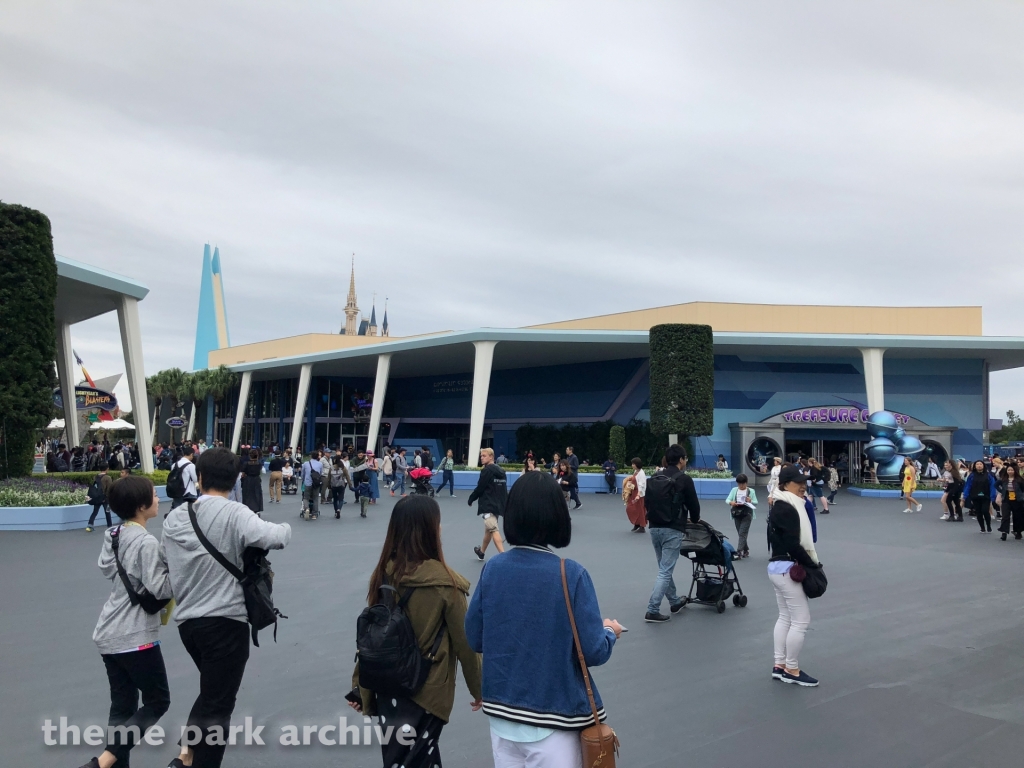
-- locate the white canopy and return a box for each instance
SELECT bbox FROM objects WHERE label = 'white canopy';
[46,418,65,430]
[90,418,135,431]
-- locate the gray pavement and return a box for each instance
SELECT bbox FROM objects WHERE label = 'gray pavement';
[3,484,1024,767]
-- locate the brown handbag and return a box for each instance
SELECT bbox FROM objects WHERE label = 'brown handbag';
[560,559,620,768]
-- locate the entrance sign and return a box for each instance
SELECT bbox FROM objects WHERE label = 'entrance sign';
[773,406,911,426]
[166,416,188,429]
[53,386,118,412]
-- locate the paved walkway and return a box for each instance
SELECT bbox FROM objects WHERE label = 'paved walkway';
[2,486,1024,767]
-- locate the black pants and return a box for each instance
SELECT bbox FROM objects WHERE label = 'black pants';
[377,695,446,768]
[945,494,963,520]
[89,502,112,527]
[569,482,581,507]
[998,501,1024,534]
[332,486,346,512]
[973,498,992,531]
[178,617,250,768]
[169,494,197,512]
[605,474,616,493]
[102,645,171,766]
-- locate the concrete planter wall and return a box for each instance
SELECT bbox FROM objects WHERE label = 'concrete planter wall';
[0,504,94,531]
[438,471,734,499]
[848,487,944,499]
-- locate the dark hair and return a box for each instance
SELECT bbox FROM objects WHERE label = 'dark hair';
[108,475,155,520]
[249,449,260,461]
[503,472,572,548]
[366,495,456,605]
[973,460,986,473]
[665,444,688,466]
[182,445,195,456]
[736,473,749,484]
[195,447,240,492]
[631,457,642,470]
[97,460,109,471]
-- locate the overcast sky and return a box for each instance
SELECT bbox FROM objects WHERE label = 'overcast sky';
[3,1,1023,418]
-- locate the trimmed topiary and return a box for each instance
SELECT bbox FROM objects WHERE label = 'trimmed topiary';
[609,425,626,468]
[0,203,58,477]
[648,323,714,441]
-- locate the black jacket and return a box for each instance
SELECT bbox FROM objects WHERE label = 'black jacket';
[768,500,816,568]
[646,465,701,531]
[468,463,508,517]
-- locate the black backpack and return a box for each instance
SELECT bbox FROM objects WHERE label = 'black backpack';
[644,472,678,526]
[87,475,106,504]
[306,462,323,489]
[188,504,287,647]
[356,582,447,697]
[165,461,186,498]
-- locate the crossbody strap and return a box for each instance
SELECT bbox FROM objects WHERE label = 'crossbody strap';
[110,527,141,607]
[560,559,601,728]
[188,503,245,582]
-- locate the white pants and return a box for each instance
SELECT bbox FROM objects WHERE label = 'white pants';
[491,729,581,768]
[769,571,810,670]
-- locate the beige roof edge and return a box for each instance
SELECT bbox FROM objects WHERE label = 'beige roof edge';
[526,301,983,336]
[207,330,452,368]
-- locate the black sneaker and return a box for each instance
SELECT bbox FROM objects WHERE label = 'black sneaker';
[644,612,670,623]
[1001,533,1007,541]
[574,503,582,510]
[772,666,785,680]
[781,670,819,687]
[669,600,686,614]
[474,546,485,561]
[77,758,100,768]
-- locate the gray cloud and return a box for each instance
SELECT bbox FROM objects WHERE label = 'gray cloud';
[2,1,1023,417]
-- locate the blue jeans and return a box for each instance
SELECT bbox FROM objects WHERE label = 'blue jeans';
[436,469,455,495]
[393,473,406,494]
[647,527,684,615]
[332,486,346,512]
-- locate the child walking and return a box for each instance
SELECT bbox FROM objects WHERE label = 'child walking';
[725,473,758,559]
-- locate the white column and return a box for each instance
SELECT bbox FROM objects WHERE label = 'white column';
[288,364,313,454]
[116,297,154,473]
[186,402,197,441]
[230,371,252,454]
[468,341,497,468]
[55,321,81,449]
[365,354,392,454]
[860,348,886,415]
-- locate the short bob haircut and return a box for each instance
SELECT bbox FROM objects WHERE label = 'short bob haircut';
[503,471,572,548]
[196,447,240,493]
[108,475,156,520]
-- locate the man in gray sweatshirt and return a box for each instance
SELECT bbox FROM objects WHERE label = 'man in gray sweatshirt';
[162,447,291,768]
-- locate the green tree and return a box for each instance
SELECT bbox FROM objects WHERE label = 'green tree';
[609,425,627,468]
[990,409,1024,444]
[648,323,714,444]
[0,203,58,477]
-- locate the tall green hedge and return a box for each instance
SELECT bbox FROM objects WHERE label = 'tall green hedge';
[0,203,58,477]
[608,425,626,468]
[648,323,714,441]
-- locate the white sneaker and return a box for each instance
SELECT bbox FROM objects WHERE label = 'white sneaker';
[940,514,949,520]
[916,503,923,512]
[904,508,913,514]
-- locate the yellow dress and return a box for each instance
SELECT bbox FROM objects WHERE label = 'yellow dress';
[902,470,916,494]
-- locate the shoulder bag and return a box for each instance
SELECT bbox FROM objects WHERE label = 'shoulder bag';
[561,559,620,768]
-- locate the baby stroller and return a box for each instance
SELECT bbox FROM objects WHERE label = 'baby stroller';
[678,520,747,614]
[409,467,435,497]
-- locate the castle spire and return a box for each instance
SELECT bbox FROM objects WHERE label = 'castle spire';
[342,254,360,335]
[369,292,378,336]
[381,298,389,337]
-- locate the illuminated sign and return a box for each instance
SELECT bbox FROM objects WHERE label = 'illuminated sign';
[53,387,118,412]
[166,416,188,429]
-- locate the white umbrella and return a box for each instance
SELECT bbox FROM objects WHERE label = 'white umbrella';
[90,418,135,431]
[46,418,65,430]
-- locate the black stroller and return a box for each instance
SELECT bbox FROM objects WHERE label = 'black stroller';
[678,520,747,613]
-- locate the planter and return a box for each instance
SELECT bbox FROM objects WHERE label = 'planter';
[848,487,945,499]
[0,504,95,531]
[155,485,168,501]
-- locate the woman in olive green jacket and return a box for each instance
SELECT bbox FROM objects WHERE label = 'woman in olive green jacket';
[351,495,482,767]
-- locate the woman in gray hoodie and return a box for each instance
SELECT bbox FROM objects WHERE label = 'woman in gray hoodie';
[79,475,173,768]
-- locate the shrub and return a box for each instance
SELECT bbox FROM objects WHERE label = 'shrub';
[32,470,170,486]
[609,425,626,468]
[648,324,714,441]
[0,203,58,477]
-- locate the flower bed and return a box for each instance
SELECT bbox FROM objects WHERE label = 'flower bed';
[0,477,89,507]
